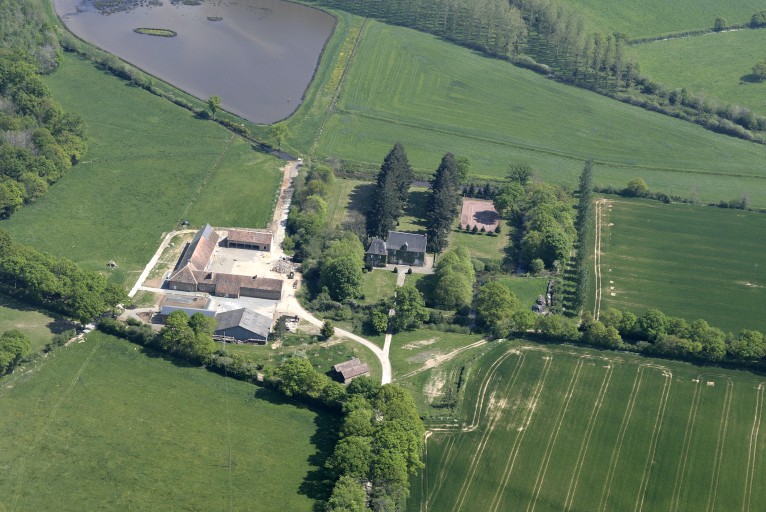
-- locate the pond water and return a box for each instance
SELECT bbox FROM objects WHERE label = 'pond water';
[53,0,336,124]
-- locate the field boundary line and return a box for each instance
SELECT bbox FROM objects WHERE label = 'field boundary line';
[670,376,703,512]
[527,357,591,512]
[598,364,650,512]
[489,355,554,512]
[563,359,614,511]
[10,339,101,511]
[742,382,766,512]
[594,199,608,320]
[706,375,734,512]
[634,369,673,512]
[451,350,529,512]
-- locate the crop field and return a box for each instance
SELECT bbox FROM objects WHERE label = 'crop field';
[592,198,766,333]
[4,54,281,286]
[631,29,766,117]
[409,341,766,512]
[299,20,766,206]
[0,333,336,511]
[565,0,765,38]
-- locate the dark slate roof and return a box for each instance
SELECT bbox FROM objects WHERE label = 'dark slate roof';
[386,231,427,253]
[366,238,387,256]
[333,357,371,380]
[214,308,272,339]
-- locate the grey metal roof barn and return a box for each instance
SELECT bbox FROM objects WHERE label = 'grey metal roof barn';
[214,308,272,342]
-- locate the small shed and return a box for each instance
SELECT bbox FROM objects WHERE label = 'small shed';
[332,357,370,384]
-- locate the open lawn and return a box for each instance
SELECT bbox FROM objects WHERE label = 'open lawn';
[0,295,73,352]
[388,329,485,380]
[631,29,766,117]
[592,197,766,333]
[0,332,337,511]
[291,20,766,206]
[565,0,766,38]
[409,339,766,512]
[3,54,281,286]
[494,276,550,310]
[360,269,398,305]
[449,230,509,265]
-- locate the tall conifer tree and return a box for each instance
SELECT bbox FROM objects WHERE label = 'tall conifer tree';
[426,153,461,253]
[367,143,413,238]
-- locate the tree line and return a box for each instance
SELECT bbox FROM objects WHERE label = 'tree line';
[571,160,594,312]
[0,51,87,217]
[0,229,127,323]
[0,0,60,72]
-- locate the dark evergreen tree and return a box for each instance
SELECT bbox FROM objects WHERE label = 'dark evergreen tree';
[366,143,413,239]
[426,153,462,253]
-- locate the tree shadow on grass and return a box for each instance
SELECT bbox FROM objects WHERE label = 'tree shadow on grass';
[347,183,376,217]
[399,190,430,234]
[253,387,340,510]
[740,74,765,84]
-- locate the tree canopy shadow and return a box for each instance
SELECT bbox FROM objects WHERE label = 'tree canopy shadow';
[740,73,765,84]
[347,183,376,217]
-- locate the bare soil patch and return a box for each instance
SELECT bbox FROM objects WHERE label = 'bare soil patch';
[460,198,500,231]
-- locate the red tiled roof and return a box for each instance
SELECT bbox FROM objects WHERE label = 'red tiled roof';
[227,229,273,245]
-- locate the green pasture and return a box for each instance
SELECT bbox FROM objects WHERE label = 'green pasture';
[0,333,336,511]
[449,229,509,264]
[0,295,72,352]
[565,0,765,38]
[324,178,372,229]
[631,29,766,117]
[494,276,550,310]
[3,54,281,285]
[291,20,766,206]
[594,197,766,332]
[410,340,766,512]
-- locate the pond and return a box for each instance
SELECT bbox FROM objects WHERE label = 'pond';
[54,0,336,124]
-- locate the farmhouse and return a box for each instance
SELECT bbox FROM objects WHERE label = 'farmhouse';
[225,229,273,251]
[214,308,271,343]
[167,225,283,300]
[332,357,370,384]
[365,231,427,267]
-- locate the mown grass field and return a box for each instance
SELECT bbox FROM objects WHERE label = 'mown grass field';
[389,329,485,381]
[360,269,398,305]
[0,332,337,511]
[293,20,766,206]
[3,54,281,286]
[0,295,72,352]
[449,230,509,264]
[631,29,766,117]
[494,276,550,310]
[593,198,766,332]
[409,340,766,512]
[565,0,765,38]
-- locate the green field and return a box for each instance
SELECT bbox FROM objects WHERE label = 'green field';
[495,276,550,310]
[360,269,398,304]
[593,198,766,332]
[631,29,766,117]
[409,340,766,512]
[389,329,485,380]
[566,0,766,38]
[0,332,336,511]
[3,54,281,285]
[449,229,509,264]
[0,295,72,352]
[285,20,766,206]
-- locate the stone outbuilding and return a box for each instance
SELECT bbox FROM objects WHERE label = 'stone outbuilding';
[225,229,273,251]
[331,357,371,384]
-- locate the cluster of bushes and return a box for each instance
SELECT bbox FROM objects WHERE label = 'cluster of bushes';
[517,183,575,270]
[0,329,30,375]
[456,223,500,235]
[431,247,476,310]
[325,378,425,512]
[0,229,127,323]
[0,0,60,72]
[0,52,87,216]
[285,163,336,259]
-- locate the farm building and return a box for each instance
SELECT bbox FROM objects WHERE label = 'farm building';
[167,225,283,300]
[225,229,272,251]
[331,357,371,384]
[214,308,271,343]
[365,231,427,267]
